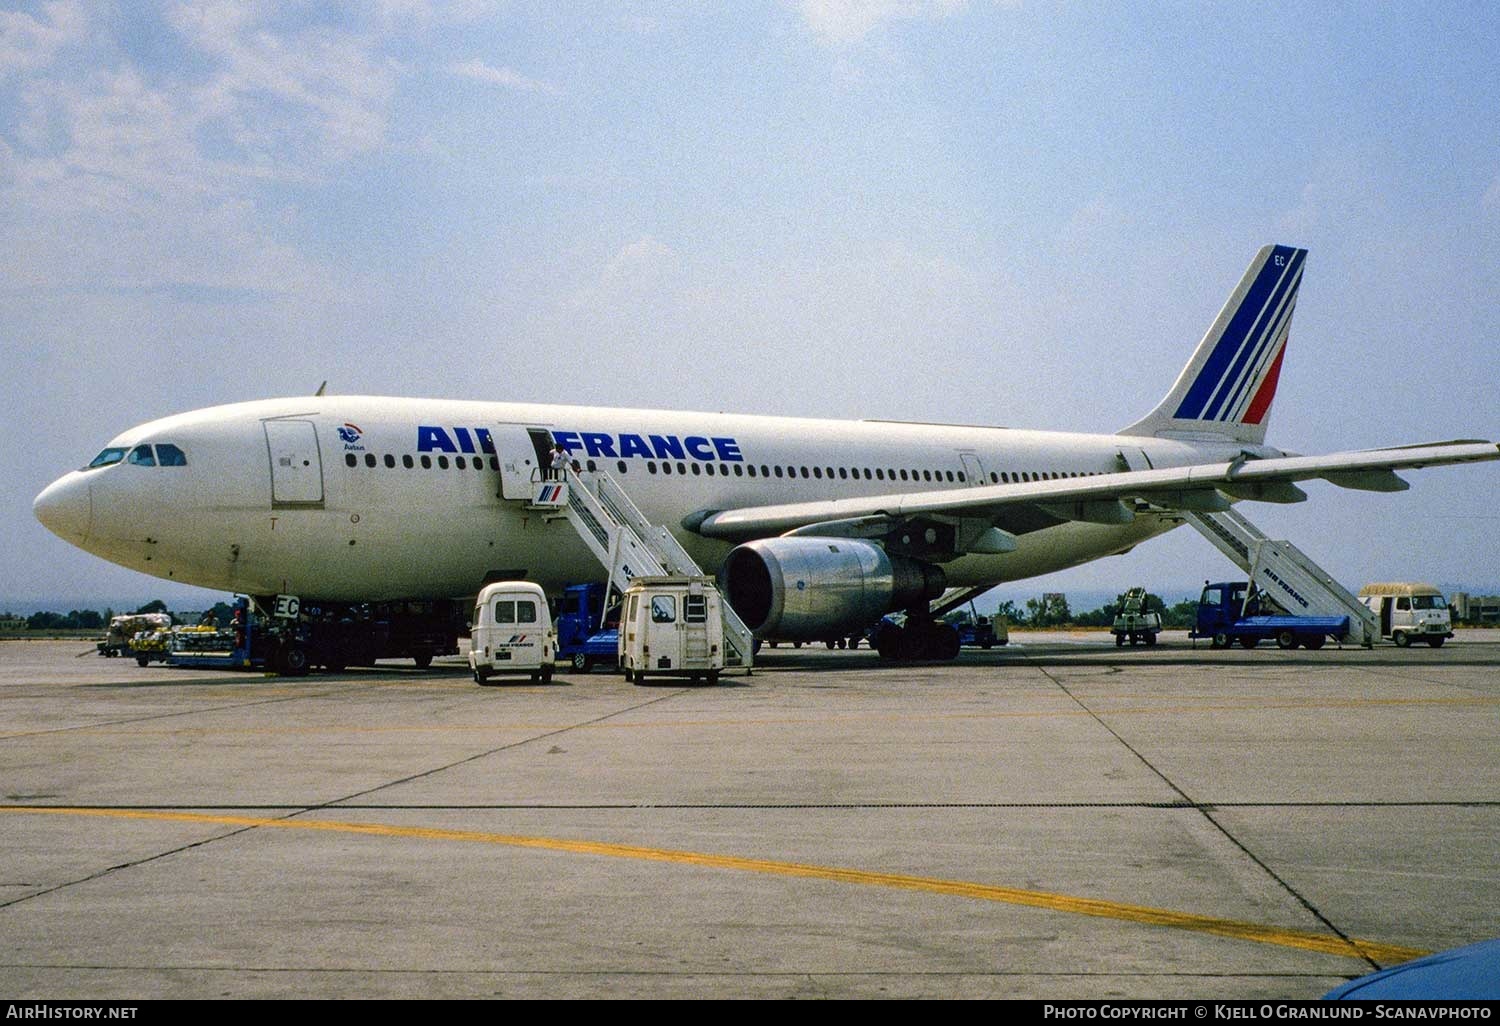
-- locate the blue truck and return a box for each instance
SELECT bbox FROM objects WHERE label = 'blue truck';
[556,583,620,673]
[1191,581,1349,650]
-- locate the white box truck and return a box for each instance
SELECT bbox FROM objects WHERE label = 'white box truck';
[619,576,725,686]
[1357,582,1454,648]
[470,581,555,684]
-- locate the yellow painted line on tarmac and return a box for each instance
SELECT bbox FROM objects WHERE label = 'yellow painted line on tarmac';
[0,805,1427,966]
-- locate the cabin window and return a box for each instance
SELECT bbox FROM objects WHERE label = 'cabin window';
[345,454,357,468]
[705,463,715,476]
[813,467,822,479]
[651,595,677,623]
[677,462,687,475]
[990,472,998,483]
[1397,597,1411,611]
[403,454,414,469]
[456,456,467,469]
[691,463,701,476]
[420,455,432,469]
[365,453,377,468]
[746,465,756,477]
[489,457,499,471]
[774,466,783,478]
[647,461,657,474]
[437,455,449,469]
[385,454,395,468]
[618,460,628,474]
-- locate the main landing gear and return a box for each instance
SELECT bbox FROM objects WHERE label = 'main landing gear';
[872,614,961,661]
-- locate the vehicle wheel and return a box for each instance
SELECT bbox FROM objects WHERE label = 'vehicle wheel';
[707,670,720,686]
[1276,630,1298,649]
[571,652,591,672]
[412,650,434,668]
[936,625,961,660]
[792,641,802,649]
[474,668,494,686]
[540,665,553,684]
[623,666,634,683]
[1145,633,1157,647]
[280,642,311,677]
[1426,636,1445,648]
[1211,632,1230,649]
[1303,636,1325,650]
[1393,631,1411,648]
[981,640,993,649]
[633,670,646,686]
[136,654,150,667]
[1115,634,1125,647]
[1238,636,1259,649]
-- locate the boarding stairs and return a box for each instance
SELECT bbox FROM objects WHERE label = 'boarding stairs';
[1183,508,1378,647]
[525,468,755,671]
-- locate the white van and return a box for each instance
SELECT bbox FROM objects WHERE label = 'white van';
[1358,583,1454,648]
[470,581,555,684]
[619,576,724,685]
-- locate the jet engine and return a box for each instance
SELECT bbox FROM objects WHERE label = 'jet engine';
[720,537,945,640]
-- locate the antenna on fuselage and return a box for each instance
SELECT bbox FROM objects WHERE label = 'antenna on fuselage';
[314,380,328,397]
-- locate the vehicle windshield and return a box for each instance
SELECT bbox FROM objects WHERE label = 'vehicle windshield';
[1412,595,1447,610]
[84,447,127,470]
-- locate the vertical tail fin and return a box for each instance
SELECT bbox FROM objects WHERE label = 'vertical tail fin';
[1120,244,1306,445]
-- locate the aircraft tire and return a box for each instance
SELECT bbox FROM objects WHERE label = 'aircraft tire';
[280,642,311,677]
[936,625,961,660]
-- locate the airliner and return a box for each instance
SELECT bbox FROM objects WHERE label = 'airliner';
[33,245,1498,662]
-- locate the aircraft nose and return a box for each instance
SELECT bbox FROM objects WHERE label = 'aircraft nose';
[34,473,91,545]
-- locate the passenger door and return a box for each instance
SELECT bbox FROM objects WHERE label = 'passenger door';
[264,419,324,507]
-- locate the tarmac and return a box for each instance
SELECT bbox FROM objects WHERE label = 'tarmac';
[2,631,1497,1000]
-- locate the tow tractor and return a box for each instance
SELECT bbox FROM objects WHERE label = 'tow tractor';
[1191,581,1350,650]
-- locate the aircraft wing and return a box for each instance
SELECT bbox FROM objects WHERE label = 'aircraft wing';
[688,440,1500,545]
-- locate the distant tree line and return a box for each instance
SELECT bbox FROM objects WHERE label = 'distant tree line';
[962,593,1201,629]
[3,600,182,631]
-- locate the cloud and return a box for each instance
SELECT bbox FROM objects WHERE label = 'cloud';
[0,6,401,293]
[795,0,968,47]
[0,0,85,79]
[447,57,561,96]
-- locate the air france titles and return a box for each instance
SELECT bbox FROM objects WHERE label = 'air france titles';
[416,427,743,463]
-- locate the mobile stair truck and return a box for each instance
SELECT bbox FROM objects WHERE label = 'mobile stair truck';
[469,581,555,685]
[1191,581,1350,650]
[619,576,725,685]
[555,582,621,673]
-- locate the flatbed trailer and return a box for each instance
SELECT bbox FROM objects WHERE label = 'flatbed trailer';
[1190,581,1350,649]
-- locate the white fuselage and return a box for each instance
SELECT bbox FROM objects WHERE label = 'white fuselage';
[35,395,1262,602]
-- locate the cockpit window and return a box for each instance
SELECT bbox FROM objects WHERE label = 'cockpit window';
[156,444,187,466]
[128,444,156,467]
[85,448,127,470]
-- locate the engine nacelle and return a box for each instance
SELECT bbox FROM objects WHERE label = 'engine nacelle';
[720,537,945,641]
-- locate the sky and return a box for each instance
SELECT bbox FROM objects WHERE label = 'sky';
[2,0,1498,614]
